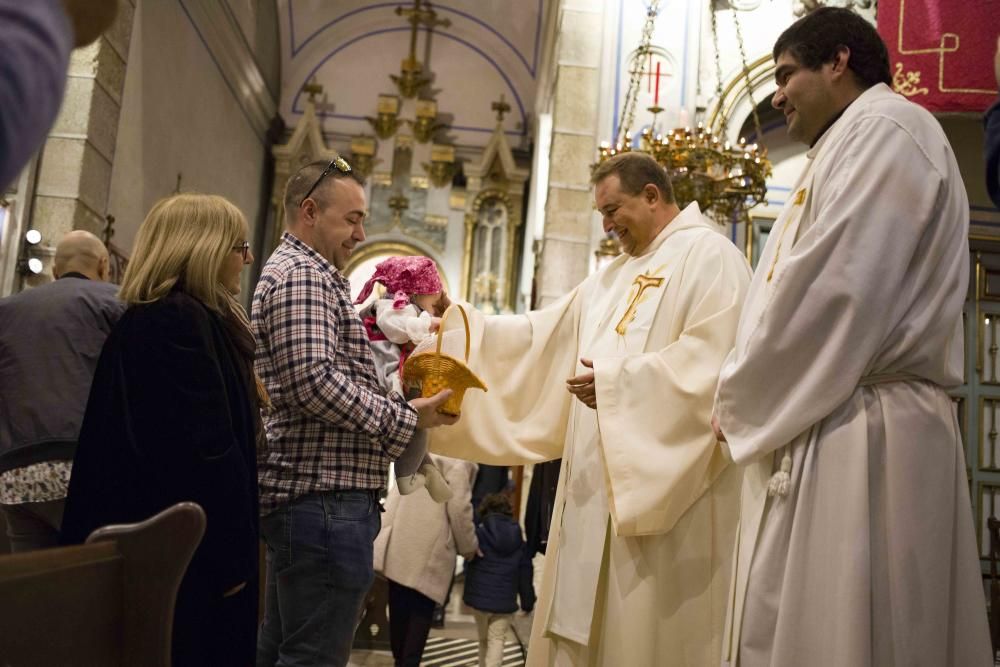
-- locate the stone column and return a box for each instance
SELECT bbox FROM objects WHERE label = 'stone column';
[534,2,605,307]
[24,0,136,284]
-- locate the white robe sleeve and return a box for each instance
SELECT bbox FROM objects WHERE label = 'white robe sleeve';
[428,287,585,465]
[716,115,953,464]
[595,236,750,536]
[376,301,430,345]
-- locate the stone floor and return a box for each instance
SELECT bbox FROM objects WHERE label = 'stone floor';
[348,579,529,667]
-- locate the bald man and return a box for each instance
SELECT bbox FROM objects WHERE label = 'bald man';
[0,230,124,552]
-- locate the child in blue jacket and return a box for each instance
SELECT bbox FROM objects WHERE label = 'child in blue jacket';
[463,492,536,667]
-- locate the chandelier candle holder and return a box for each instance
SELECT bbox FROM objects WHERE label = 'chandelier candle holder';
[598,123,770,224]
[595,1,772,225]
[350,136,377,179]
[367,95,400,139]
[423,143,457,188]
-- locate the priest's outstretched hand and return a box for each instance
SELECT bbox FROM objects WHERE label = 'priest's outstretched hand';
[566,358,597,409]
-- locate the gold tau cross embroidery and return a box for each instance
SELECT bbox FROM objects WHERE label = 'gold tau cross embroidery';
[766,187,808,283]
[614,269,665,336]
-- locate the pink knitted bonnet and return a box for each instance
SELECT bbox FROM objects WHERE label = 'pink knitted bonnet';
[354,256,443,309]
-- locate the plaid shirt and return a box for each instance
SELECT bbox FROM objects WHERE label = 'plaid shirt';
[252,232,417,514]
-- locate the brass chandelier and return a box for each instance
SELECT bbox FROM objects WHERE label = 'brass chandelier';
[596,1,771,225]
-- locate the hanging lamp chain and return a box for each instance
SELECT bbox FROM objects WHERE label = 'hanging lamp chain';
[732,7,763,143]
[616,0,661,147]
[710,4,725,134]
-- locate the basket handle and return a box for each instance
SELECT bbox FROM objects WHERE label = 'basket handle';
[436,304,472,362]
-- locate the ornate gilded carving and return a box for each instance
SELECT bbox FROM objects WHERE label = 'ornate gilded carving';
[423,144,457,188]
[465,189,519,312]
[424,162,456,188]
[423,214,449,228]
[366,95,400,139]
[410,99,445,143]
[388,193,410,227]
[350,136,377,179]
[395,134,414,150]
[391,58,430,99]
[606,3,770,226]
[892,62,929,97]
[392,0,450,99]
[472,272,500,310]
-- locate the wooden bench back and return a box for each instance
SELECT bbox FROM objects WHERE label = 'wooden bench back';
[0,502,205,667]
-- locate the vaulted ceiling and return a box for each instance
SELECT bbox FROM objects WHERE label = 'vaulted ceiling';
[276,0,547,149]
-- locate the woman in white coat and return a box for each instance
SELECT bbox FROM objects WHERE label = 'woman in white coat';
[374,454,479,667]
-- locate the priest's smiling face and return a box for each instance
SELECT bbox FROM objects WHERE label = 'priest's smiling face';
[771,50,842,145]
[595,174,661,256]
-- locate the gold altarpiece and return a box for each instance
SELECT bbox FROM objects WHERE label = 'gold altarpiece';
[270,69,530,313]
[267,92,339,254]
[461,114,529,313]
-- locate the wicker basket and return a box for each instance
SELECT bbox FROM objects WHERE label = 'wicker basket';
[402,304,487,417]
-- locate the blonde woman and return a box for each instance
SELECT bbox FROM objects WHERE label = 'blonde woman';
[61,194,260,666]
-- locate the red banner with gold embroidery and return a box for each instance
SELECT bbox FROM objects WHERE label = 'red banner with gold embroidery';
[877,0,997,113]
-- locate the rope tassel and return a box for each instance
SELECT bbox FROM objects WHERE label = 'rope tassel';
[767,448,792,497]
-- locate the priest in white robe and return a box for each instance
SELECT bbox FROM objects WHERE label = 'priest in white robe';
[712,9,991,666]
[430,152,751,665]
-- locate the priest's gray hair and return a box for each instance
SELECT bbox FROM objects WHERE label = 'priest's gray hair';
[591,152,675,204]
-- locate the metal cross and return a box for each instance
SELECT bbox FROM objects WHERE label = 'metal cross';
[302,78,324,102]
[396,0,451,62]
[491,94,511,122]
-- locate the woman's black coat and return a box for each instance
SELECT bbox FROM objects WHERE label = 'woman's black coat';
[61,289,259,667]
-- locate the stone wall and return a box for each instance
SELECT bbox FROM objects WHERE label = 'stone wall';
[5,0,279,300]
[534,0,606,307]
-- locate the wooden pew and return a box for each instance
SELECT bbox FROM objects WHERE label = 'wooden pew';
[988,516,1000,661]
[0,502,205,667]
[0,511,9,555]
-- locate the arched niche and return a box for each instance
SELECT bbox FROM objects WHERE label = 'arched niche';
[706,55,813,264]
[706,54,777,144]
[269,97,339,253]
[461,117,529,314]
[463,189,520,315]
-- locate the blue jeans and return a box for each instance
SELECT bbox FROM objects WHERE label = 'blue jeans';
[256,490,381,667]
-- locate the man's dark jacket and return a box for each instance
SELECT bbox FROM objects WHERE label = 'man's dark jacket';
[987,100,1000,209]
[0,274,123,473]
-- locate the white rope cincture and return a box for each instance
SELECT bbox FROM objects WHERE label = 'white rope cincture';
[762,373,923,499]
[767,446,792,497]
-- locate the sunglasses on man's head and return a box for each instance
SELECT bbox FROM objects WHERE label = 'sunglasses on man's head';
[299,156,352,206]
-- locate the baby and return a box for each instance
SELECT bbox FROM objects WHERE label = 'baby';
[355,255,452,501]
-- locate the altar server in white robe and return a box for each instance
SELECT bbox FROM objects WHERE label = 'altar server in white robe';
[712,8,991,666]
[430,152,751,666]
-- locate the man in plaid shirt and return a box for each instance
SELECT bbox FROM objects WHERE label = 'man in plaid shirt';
[252,158,457,667]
